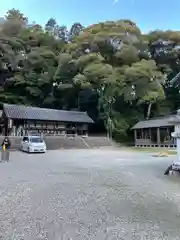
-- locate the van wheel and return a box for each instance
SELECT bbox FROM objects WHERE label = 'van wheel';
[28,147,30,153]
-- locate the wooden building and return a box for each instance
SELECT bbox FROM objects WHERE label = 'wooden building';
[1,104,94,137]
[132,115,177,147]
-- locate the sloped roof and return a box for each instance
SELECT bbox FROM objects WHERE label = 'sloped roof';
[169,114,180,124]
[3,104,94,124]
[132,115,175,129]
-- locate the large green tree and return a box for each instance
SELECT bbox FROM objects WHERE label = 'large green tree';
[0,9,179,142]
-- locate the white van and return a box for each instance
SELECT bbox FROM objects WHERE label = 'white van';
[20,136,46,153]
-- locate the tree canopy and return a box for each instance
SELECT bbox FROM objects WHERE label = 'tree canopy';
[1,9,180,141]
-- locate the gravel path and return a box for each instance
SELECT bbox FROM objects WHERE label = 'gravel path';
[0,149,180,239]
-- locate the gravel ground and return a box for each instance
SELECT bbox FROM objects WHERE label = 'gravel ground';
[0,149,180,239]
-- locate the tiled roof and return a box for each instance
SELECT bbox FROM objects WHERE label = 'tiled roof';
[132,115,175,129]
[3,104,94,124]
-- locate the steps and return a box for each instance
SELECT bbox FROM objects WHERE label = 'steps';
[0,136,116,150]
[45,136,116,149]
[44,136,88,149]
[83,136,116,148]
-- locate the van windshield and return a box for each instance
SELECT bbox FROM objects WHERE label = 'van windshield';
[30,137,43,143]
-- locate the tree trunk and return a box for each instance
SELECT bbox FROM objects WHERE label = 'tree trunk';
[146,102,152,119]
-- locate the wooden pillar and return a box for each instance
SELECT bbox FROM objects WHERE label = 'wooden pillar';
[134,129,137,146]
[157,127,160,144]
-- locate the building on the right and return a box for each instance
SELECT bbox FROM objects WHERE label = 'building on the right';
[132,115,177,148]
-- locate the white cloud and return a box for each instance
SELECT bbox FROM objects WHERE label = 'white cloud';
[113,0,119,4]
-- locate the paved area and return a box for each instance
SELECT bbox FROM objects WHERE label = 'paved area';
[0,149,180,239]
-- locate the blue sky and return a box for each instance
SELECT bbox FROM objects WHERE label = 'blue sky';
[0,0,180,32]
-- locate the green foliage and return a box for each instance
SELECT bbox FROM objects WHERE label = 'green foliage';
[0,9,180,142]
[112,115,130,141]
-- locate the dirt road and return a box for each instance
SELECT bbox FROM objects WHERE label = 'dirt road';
[0,149,179,239]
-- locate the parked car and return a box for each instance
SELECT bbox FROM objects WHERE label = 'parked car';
[20,136,46,153]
